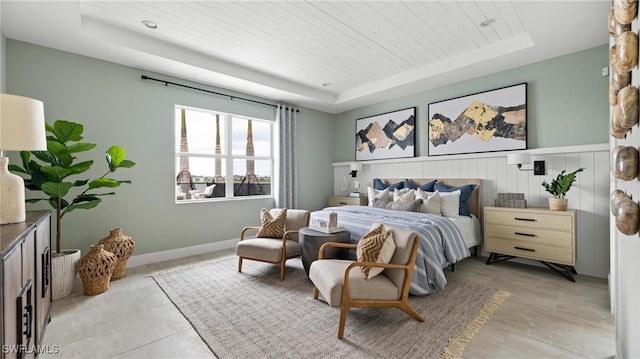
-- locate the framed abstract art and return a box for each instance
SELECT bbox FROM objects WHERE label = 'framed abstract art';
[355,107,416,161]
[428,83,527,156]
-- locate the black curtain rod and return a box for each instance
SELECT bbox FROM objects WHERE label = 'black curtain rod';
[141,75,299,113]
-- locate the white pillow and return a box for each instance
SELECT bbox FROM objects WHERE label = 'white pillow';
[415,188,441,215]
[367,186,391,206]
[432,190,461,217]
[393,188,415,202]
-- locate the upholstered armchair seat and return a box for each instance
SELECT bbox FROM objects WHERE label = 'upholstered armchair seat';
[236,208,310,280]
[236,238,300,263]
[309,259,399,306]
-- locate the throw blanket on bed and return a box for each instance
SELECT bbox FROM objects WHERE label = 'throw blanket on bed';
[310,206,470,295]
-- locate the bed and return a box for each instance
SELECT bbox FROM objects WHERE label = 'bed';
[310,178,481,296]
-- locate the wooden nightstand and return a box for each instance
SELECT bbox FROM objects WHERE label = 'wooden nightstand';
[328,196,367,207]
[484,206,577,281]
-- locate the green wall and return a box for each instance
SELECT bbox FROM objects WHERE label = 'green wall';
[4,39,609,256]
[333,45,609,162]
[6,40,335,255]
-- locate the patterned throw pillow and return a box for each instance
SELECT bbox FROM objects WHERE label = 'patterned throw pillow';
[372,198,422,212]
[367,186,391,206]
[256,208,287,238]
[356,223,396,279]
[393,188,415,202]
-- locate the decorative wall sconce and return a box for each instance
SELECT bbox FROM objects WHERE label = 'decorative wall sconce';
[507,152,545,175]
[349,163,362,177]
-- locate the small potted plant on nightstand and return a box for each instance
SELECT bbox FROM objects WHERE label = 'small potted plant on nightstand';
[542,168,585,211]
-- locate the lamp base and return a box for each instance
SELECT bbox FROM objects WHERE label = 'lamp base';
[0,157,26,225]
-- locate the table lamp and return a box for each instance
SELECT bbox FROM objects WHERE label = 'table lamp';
[0,93,47,225]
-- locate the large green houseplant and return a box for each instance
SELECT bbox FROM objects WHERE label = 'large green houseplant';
[541,168,584,210]
[9,120,135,298]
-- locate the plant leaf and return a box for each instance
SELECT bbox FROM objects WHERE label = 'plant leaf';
[73,180,89,186]
[72,195,100,204]
[25,164,47,189]
[41,182,74,198]
[20,151,31,168]
[106,146,126,170]
[66,142,97,154]
[8,164,27,174]
[117,159,136,169]
[68,160,93,174]
[88,178,120,189]
[65,199,101,213]
[84,192,116,196]
[52,120,84,143]
[31,150,57,164]
[46,140,67,156]
[26,198,47,204]
[40,166,74,181]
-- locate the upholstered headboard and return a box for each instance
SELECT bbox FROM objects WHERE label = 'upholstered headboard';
[372,178,482,219]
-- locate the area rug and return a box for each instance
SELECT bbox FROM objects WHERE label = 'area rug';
[152,257,509,359]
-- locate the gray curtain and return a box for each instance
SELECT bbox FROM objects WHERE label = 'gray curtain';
[274,104,297,208]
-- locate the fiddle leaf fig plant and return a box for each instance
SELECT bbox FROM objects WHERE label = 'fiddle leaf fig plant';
[541,168,585,199]
[8,120,135,254]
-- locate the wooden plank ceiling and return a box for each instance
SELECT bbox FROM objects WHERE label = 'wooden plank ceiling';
[80,1,527,94]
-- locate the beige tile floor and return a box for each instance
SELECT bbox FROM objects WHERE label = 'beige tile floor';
[41,250,615,359]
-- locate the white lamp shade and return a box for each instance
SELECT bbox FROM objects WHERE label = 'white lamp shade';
[350,163,362,171]
[507,152,531,166]
[0,93,47,151]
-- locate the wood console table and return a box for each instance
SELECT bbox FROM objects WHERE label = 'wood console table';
[1,211,52,358]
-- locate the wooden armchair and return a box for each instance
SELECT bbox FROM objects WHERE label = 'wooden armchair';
[236,208,310,280]
[309,226,423,339]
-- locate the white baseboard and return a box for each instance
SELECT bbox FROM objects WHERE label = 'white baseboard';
[127,238,238,267]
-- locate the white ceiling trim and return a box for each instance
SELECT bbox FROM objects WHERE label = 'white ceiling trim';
[337,33,535,104]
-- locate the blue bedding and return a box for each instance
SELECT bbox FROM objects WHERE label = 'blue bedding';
[310,206,470,295]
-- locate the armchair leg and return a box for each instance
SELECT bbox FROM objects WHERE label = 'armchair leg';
[337,304,349,339]
[399,303,424,322]
[313,287,319,300]
[238,257,243,273]
[280,261,285,281]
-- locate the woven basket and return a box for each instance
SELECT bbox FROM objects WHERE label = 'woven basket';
[77,244,117,296]
[98,228,135,280]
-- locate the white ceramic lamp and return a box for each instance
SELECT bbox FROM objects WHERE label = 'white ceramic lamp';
[0,94,47,225]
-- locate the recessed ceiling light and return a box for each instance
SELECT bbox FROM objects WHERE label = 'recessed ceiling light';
[322,83,332,87]
[480,18,496,27]
[142,20,158,29]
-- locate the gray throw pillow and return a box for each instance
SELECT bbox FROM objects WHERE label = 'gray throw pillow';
[372,198,422,212]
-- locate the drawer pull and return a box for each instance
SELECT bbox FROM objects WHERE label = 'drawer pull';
[514,246,535,252]
[339,202,348,205]
[514,217,536,222]
[514,232,536,237]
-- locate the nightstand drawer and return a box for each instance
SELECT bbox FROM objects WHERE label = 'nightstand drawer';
[485,209,573,231]
[485,225,573,247]
[485,237,574,265]
[328,196,367,206]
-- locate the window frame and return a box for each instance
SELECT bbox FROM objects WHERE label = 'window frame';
[174,105,274,203]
